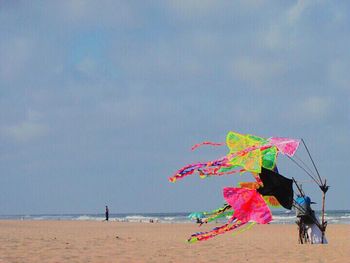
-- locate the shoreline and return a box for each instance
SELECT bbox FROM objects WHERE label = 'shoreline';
[1,209,349,224]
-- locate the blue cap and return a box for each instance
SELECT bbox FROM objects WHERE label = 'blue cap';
[296,196,316,205]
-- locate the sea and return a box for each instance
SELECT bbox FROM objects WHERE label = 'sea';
[0,210,349,224]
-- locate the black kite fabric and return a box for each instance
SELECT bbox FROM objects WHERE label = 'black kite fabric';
[257,168,294,210]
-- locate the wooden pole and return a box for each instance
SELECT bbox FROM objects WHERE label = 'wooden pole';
[292,177,304,197]
[321,179,327,244]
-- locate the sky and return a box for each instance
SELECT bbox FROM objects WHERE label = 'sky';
[1,1,349,215]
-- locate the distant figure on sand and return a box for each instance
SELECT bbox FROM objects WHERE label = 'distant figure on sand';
[196,217,203,224]
[105,206,109,221]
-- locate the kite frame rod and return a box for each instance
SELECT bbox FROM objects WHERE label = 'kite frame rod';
[292,177,305,197]
[301,139,324,186]
[291,180,323,234]
[301,139,328,243]
[288,156,322,187]
[294,139,328,243]
[293,153,319,180]
[292,178,321,230]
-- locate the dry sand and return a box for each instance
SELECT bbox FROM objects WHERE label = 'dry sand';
[0,220,349,263]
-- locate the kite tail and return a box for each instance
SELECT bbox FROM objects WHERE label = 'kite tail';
[231,222,256,237]
[200,167,245,178]
[170,167,244,182]
[191,141,224,151]
[188,220,246,243]
[170,145,273,183]
[202,204,233,224]
[168,157,228,182]
[204,211,234,223]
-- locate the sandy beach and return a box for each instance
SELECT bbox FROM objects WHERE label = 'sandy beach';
[0,221,349,263]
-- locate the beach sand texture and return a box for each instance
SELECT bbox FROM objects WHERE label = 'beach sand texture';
[0,221,349,263]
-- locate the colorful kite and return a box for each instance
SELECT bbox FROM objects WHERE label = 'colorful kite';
[170,131,299,242]
[188,187,273,243]
[169,131,299,182]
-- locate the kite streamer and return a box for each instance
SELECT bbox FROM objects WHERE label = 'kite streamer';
[188,220,246,243]
[169,131,299,182]
[191,141,224,151]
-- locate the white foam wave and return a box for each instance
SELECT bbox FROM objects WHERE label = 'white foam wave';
[124,215,159,223]
[163,217,175,221]
[1,211,350,224]
[74,215,105,221]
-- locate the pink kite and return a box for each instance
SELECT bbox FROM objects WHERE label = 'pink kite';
[187,187,272,242]
[268,137,300,157]
[223,187,272,224]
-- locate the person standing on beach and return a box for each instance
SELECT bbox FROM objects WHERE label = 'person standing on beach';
[105,206,109,221]
[295,196,327,244]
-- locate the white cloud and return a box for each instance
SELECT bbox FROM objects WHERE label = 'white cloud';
[27,109,44,122]
[50,0,139,29]
[1,110,48,142]
[330,6,347,24]
[164,0,267,20]
[275,96,337,129]
[76,57,96,75]
[60,0,90,20]
[283,96,333,125]
[98,96,151,127]
[262,24,296,50]
[301,96,331,119]
[165,0,219,17]
[287,0,309,24]
[230,57,286,87]
[261,0,320,50]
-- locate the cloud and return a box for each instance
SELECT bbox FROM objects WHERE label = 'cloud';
[165,0,267,15]
[281,96,333,126]
[261,0,321,50]
[230,57,286,88]
[1,110,48,142]
[301,96,332,119]
[50,0,140,29]
[76,57,97,75]
[287,0,310,24]
[165,0,227,19]
[261,24,295,50]
[0,1,349,213]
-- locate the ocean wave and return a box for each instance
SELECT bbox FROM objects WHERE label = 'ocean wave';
[1,211,349,224]
[74,215,105,221]
[123,215,159,222]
